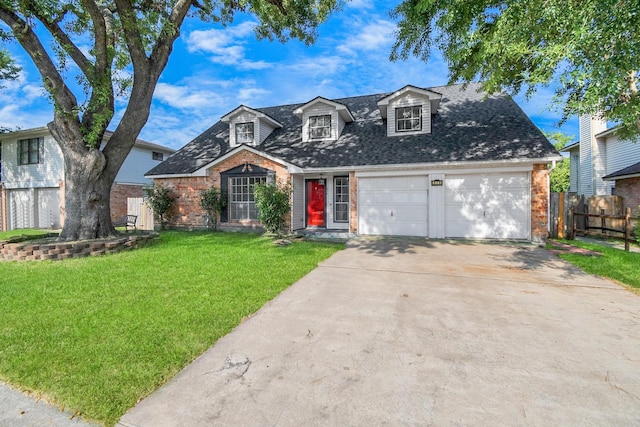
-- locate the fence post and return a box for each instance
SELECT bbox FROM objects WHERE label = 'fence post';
[625,208,631,252]
[572,207,577,239]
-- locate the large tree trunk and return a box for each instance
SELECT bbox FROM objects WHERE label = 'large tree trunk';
[60,150,116,241]
[49,118,128,241]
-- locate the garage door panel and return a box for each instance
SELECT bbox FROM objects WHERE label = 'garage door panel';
[445,173,530,239]
[359,176,428,236]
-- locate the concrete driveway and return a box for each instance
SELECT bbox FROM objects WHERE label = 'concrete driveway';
[118,240,640,427]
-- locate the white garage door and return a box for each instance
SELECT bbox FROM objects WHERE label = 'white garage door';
[358,176,428,236]
[8,189,35,230]
[444,173,530,239]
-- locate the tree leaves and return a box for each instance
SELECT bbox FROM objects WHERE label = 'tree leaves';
[392,0,640,139]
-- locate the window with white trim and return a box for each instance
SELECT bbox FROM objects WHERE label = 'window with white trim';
[334,176,349,223]
[235,122,255,144]
[309,115,331,139]
[396,106,422,132]
[228,176,266,220]
[18,137,42,165]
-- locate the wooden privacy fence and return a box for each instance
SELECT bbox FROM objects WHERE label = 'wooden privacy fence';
[573,207,634,252]
[550,193,638,252]
[127,197,155,231]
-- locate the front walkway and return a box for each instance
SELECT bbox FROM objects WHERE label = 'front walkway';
[118,240,640,426]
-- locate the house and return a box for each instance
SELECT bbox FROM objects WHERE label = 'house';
[0,127,175,231]
[146,83,560,241]
[561,115,640,213]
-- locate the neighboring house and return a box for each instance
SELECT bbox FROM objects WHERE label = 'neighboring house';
[146,83,560,241]
[0,127,175,231]
[561,115,640,213]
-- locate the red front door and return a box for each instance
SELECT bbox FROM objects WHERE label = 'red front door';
[306,180,326,227]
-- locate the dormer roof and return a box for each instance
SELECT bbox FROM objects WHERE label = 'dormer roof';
[377,85,443,119]
[220,105,283,128]
[293,97,355,123]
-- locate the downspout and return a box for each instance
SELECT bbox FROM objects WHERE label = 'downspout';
[547,160,557,236]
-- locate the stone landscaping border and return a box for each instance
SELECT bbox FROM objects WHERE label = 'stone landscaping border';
[0,232,159,262]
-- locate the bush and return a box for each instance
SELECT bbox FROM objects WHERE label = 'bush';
[200,187,226,231]
[144,184,175,230]
[253,181,291,237]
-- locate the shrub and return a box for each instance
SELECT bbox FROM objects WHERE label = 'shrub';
[200,187,227,231]
[253,181,291,237]
[144,184,175,230]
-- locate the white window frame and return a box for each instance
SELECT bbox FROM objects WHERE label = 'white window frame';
[309,115,331,139]
[18,137,42,165]
[228,176,266,221]
[396,106,422,132]
[235,122,255,145]
[333,176,349,223]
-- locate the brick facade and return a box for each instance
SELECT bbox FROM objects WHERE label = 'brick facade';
[531,164,550,242]
[110,183,144,220]
[157,151,290,230]
[349,171,358,234]
[614,177,640,215]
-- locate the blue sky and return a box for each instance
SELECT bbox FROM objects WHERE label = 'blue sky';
[0,0,578,150]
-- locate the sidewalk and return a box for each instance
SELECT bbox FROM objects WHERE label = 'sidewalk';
[0,380,98,427]
[576,235,640,253]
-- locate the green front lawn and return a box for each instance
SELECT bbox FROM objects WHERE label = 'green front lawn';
[550,239,640,291]
[0,231,342,425]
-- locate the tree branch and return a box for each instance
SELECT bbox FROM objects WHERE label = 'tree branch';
[25,0,94,78]
[113,0,149,71]
[79,0,115,135]
[0,7,78,114]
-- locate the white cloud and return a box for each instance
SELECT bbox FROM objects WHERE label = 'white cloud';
[345,0,375,9]
[337,20,397,55]
[238,87,271,103]
[285,55,348,77]
[186,21,271,70]
[153,82,224,110]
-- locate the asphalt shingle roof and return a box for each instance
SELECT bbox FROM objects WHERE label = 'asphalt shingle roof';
[146,83,558,176]
[603,161,640,179]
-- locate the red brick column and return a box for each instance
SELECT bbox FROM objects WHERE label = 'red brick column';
[531,164,550,242]
[613,177,640,215]
[349,171,358,234]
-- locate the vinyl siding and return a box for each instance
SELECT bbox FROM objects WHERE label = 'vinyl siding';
[258,120,277,144]
[569,151,580,192]
[301,103,341,142]
[115,145,171,184]
[578,115,606,195]
[229,112,257,147]
[386,93,432,137]
[291,175,305,230]
[605,133,640,187]
[2,133,64,188]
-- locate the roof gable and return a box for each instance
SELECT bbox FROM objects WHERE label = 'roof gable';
[220,105,283,128]
[293,97,354,123]
[377,85,443,119]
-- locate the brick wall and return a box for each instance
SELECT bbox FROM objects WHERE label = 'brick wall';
[531,164,550,242]
[614,177,640,215]
[349,171,358,234]
[110,183,144,220]
[155,150,290,230]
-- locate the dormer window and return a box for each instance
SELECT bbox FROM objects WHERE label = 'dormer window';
[396,106,422,132]
[235,122,254,144]
[309,115,331,139]
[378,86,442,137]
